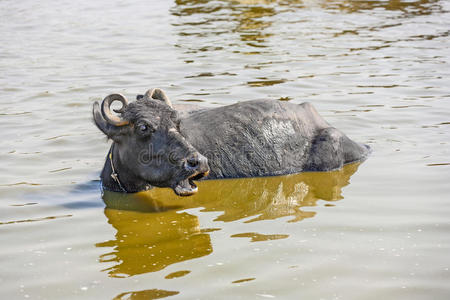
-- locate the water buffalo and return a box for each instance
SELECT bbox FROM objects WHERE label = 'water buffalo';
[93,88,370,196]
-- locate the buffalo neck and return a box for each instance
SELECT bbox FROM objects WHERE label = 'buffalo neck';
[101,143,151,193]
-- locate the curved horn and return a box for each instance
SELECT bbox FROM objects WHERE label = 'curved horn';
[101,94,130,126]
[143,88,173,108]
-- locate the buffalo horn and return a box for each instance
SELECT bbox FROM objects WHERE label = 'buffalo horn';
[101,94,129,126]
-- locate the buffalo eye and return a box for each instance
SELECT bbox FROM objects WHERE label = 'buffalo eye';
[136,123,154,135]
[139,124,148,132]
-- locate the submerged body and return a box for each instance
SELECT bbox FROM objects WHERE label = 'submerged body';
[93,89,370,196]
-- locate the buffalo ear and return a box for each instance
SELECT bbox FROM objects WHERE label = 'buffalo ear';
[92,101,126,141]
[143,88,173,108]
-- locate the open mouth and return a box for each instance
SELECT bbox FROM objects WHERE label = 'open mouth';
[173,171,209,196]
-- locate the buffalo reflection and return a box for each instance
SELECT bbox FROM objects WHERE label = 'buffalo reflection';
[96,208,212,278]
[98,162,360,277]
[123,161,361,223]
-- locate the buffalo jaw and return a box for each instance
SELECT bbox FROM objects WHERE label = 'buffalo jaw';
[172,171,208,197]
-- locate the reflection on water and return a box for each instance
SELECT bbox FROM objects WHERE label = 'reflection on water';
[113,289,179,300]
[329,0,441,15]
[99,163,360,277]
[231,232,289,242]
[234,5,275,48]
[0,214,72,225]
[173,0,441,20]
[96,209,212,278]
[165,270,191,279]
[172,0,276,51]
[171,0,445,95]
[172,0,442,50]
[232,277,256,284]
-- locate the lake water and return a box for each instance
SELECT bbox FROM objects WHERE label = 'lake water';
[1,0,449,299]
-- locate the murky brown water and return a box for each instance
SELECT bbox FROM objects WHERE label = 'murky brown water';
[1,0,449,299]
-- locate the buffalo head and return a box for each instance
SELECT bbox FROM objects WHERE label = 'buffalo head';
[93,88,209,196]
